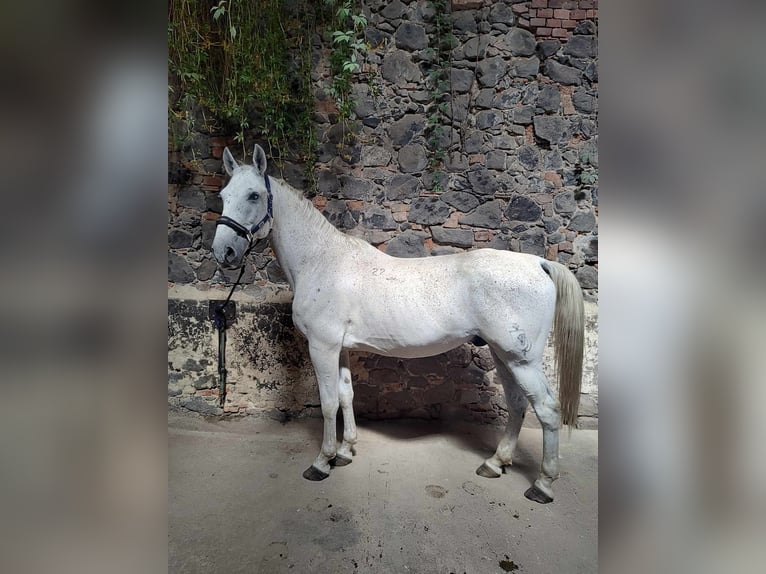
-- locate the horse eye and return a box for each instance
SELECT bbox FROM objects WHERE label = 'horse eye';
[248,192,259,201]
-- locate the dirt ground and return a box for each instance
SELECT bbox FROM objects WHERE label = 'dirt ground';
[169,411,597,573]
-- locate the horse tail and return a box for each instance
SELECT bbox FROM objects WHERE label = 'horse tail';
[541,260,585,430]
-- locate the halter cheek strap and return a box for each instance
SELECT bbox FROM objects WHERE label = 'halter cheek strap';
[216,174,273,244]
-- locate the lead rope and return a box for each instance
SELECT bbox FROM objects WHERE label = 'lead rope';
[211,248,251,409]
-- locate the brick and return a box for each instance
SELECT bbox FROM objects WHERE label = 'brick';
[518,17,531,27]
[202,212,220,221]
[527,9,536,17]
[572,9,586,19]
[553,9,570,19]
[203,175,224,187]
[563,1,578,8]
[530,17,546,26]
[562,19,577,29]
[474,230,492,242]
[544,171,562,187]
[580,1,594,8]
[546,244,558,260]
[512,4,529,14]
[558,241,573,253]
[537,8,553,17]
[552,28,568,38]
[586,10,596,18]
[547,18,562,27]
[531,0,548,8]
[312,196,328,210]
[536,27,552,36]
[548,0,564,7]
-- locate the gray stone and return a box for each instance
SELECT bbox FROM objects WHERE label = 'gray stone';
[201,219,216,249]
[178,188,205,210]
[365,28,388,48]
[564,35,597,59]
[168,229,193,249]
[580,139,598,167]
[477,57,507,87]
[431,226,474,248]
[475,110,501,130]
[504,28,536,56]
[388,114,426,147]
[382,50,422,83]
[574,20,597,35]
[361,146,392,167]
[569,210,596,232]
[488,234,516,251]
[492,91,521,109]
[206,193,222,213]
[505,196,542,222]
[323,199,357,230]
[398,144,428,173]
[423,380,455,405]
[466,167,500,195]
[459,200,504,228]
[512,106,534,125]
[537,40,561,59]
[517,145,540,170]
[486,150,506,170]
[538,84,560,113]
[463,130,483,154]
[338,175,373,200]
[573,88,595,113]
[510,56,540,79]
[553,191,577,214]
[574,234,598,262]
[353,96,376,118]
[395,22,428,51]
[575,265,598,289]
[441,190,479,212]
[381,0,406,19]
[462,36,491,59]
[452,10,477,33]
[195,259,217,281]
[408,197,452,225]
[431,246,459,256]
[578,393,598,417]
[386,231,428,258]
[444,94,470,123]
[362,205,398,230]
[317,170,339,195]
[519,228,546,256]
[266,259,288,284]
[584,61,598,83]
[493,134,518,150]
[415,0,435,22]
[543,216,562,234]
[543,149,564,170]
[489,3,514,25]
[180,396,221,416]
[445,151,469,171]
[533,115,570,145]
[475,89,495,109]
[168,252,195,283]
[544,60,581,85]
[386,174,421,200]
[451,68,475,93]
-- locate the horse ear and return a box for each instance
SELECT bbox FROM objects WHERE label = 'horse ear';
[222,147,239,176]
[253,144,267,175]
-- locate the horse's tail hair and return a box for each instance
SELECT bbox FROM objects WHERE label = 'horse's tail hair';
[542,260,585,430]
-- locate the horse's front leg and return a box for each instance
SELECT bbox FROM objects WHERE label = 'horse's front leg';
[303,342,342,481]
[335,350,356,466]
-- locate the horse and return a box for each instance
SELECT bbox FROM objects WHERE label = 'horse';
[212,145,585,504]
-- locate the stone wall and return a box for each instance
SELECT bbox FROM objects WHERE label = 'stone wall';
[168,0,599,427]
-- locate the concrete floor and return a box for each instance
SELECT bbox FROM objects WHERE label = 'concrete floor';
[169,412,597,573]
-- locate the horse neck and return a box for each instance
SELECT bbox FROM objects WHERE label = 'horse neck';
[269,180,346,286]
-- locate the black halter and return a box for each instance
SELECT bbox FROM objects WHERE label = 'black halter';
[216,173,273,245]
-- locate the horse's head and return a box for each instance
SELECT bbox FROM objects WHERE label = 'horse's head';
[212,144,273,268]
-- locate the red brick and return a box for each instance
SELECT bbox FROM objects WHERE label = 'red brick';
[580,0,595,7]
[586,10,596,18]
[518,17,531,27]
[552,28,568,38]
[553,9,570,19]
[544,171,562,187]
[546,244,558,260]
[562,19,577,29]
[202,212,220,221]
[530,17,546,26]
[572,9,586,19]
[536,27,552,36]
[202,175,224,187]
[562,1,578,8]
[548,0,564,7]
[531,0,548,8]
[547,18,562,27]
[537,8,553,17]
[512,4,529,15]
[558,241,574,253]
[474,230,492,242]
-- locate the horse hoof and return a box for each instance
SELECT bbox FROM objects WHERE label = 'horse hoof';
[476,462,501,479]
[330,454,353,467]
[524,485,553,504]
[302,465,329,481]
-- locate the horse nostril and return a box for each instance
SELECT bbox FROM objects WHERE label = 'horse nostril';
[225,246,235,262]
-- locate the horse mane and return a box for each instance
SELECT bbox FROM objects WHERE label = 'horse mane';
[273,176,371,250]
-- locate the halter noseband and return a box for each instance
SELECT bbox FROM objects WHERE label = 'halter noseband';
[216,173,273,245]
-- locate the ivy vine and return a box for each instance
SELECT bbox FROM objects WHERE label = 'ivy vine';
[425,0,457,193]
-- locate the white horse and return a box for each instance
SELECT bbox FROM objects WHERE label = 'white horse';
[212,145,585,503]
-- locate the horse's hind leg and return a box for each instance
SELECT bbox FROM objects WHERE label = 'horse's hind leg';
[303,341,342,481]
[334,350,356,466]
[476,353,529,478]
